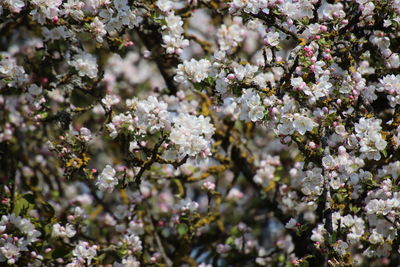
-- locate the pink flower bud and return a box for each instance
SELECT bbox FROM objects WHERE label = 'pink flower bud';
[40,77,49,84]
[143,50,151,59]
[295,66,303,74]
[270,107,278,115]
[338,146,346,154]
[227,74,236,80]
[123,41,134,47]
[176,48,183,55]
[202,181,216,191]
[308,142,317,149]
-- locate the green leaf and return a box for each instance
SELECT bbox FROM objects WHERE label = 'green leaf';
[13,193,35,216]
[226,236,234,245]
[177,223,188,236]
[230,226,239,236]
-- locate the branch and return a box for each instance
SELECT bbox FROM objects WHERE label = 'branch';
[136,20,180,95]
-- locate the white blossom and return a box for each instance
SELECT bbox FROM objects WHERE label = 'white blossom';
[169,113,215,157]
[96,165,118,192]
[71,241,97,265]
[293,114,317,135]
[174,59,211,85]
[52,223,76,238]
[69,52,98,79]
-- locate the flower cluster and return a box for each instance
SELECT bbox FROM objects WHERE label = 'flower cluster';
[1,0,400,266]
[169,113,215,157]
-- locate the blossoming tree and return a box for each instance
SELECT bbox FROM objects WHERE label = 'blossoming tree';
[1,0,400,266]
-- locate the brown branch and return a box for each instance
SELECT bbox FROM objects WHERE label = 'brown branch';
[147,209,174,267]
[133,136,166,187]
[136,20,180,95]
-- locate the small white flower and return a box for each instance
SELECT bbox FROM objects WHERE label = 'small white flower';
[293,115,317,135]
[123,234,142,252]
[285,218,298,229]
[28,84,43,96]
[0,241,21,265]
[121,256,141,267]
[333,240,348,256]
[3,0,25,13]
[169,113,215,157]
[311,224,326,243]
[177,198,199,213]
[79,127,92,142]
[101,94,120,109]
[264,31,280,46]
[69,52,98,79]
[239,89,265,122]
[174,59,211,85]
[368,229,384,245]
[72,241,97,265]
[96,165,118,192]
[90,17,107,43]
[52,223,76,238]
[156,0,173,12]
